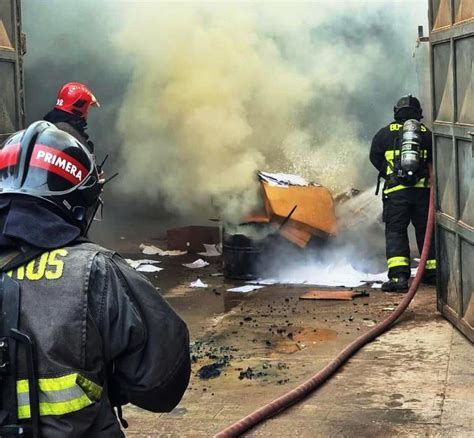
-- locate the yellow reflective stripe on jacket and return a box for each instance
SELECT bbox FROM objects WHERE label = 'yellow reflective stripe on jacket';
[426,259,437,270]
[385,150,398,175]
[387,256,410,269]
[17,373,102,420]
[384,150,428,176]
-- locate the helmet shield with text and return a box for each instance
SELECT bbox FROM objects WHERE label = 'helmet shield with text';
[0,121,102,232]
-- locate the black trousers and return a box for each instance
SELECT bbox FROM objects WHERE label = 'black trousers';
[383,188,436,278]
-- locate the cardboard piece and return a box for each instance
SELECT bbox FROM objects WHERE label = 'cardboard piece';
[245,173,337,248]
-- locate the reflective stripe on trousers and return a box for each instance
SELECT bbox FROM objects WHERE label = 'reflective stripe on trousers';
[17,373,102,419]
[387,256,410,269]
[387,257,436,272]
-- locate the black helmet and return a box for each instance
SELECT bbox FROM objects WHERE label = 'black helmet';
[393,95,423,121]
[0,121,102,233]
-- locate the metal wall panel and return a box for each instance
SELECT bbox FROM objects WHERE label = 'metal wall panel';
[454,0,474,24]
[438,227,459,311]
[454,37,473,124]
[432,0,452,30]
[430,0,474,342]
[457,139,473,226]
[0,62,16,133]
[0,0,24,143]
[435,135,456,218]
[432,42,453,122]
[0,1,14,49]
[460,239,474,325]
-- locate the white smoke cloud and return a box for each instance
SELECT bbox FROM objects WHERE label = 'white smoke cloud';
[113,1,428,222]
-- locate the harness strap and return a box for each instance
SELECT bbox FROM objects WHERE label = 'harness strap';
[0,275,21,426]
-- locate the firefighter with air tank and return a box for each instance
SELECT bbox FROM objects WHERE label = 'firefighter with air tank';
[370,95,437,292]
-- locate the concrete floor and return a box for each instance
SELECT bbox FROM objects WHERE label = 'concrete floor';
[117,247,473,438]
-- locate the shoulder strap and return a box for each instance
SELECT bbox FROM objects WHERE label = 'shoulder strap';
[0,275,20,429]
[0,274,41,437]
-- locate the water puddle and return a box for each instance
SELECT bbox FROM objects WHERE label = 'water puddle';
[273,327,338,354]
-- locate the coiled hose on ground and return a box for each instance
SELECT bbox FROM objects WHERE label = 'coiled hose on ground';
[214,168,435,438]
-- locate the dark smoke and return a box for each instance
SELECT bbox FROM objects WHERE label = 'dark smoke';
[22,0,181,244]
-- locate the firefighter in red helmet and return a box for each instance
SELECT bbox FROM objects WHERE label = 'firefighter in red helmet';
[43,82,99,153]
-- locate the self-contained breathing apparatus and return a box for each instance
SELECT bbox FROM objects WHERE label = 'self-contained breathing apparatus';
[375,119,426,195]
[396,119,423,185]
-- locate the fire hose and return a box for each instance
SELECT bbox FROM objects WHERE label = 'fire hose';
[214,167,435,438]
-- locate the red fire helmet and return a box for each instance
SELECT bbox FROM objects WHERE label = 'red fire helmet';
[54,82,100,118]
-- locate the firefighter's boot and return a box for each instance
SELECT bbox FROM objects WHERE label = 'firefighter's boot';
[382,274,409,292]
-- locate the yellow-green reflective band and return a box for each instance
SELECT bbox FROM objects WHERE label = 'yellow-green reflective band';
[384,178,430,194]
[426,259,437,270]
[385,150,398,175]
[385,150,428,161]
[17,373,102,420]
[384,150,429,177]
[387,256,410,269]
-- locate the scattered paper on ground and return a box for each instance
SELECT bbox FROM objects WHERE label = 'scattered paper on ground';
[190,279,208,288]
[136,264,163,273]
[198,243,222,257]
[139,243,187,256]
[252,263,390,288]
[258,171,310,187]
[227,285,265,293]
[183,259,210,269]
[382,306,396,311]
[371,283,383,289]
[247,278,278,285]
[363,272,389,282]
[125,258,161,269]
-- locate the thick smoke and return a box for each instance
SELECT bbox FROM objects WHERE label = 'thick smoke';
[114,1,428,222]
[115,5,312,221]
[23,0,429,230]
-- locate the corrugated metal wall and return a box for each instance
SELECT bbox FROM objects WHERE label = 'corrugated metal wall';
[429,0,474,342]
[0,0,24,143]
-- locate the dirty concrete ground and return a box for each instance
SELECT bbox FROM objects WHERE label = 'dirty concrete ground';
[112,241,472,438]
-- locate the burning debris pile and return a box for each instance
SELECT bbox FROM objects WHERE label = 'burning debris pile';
[223,171,338,280]
[248,172,337,247]
[221,170,385,284]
